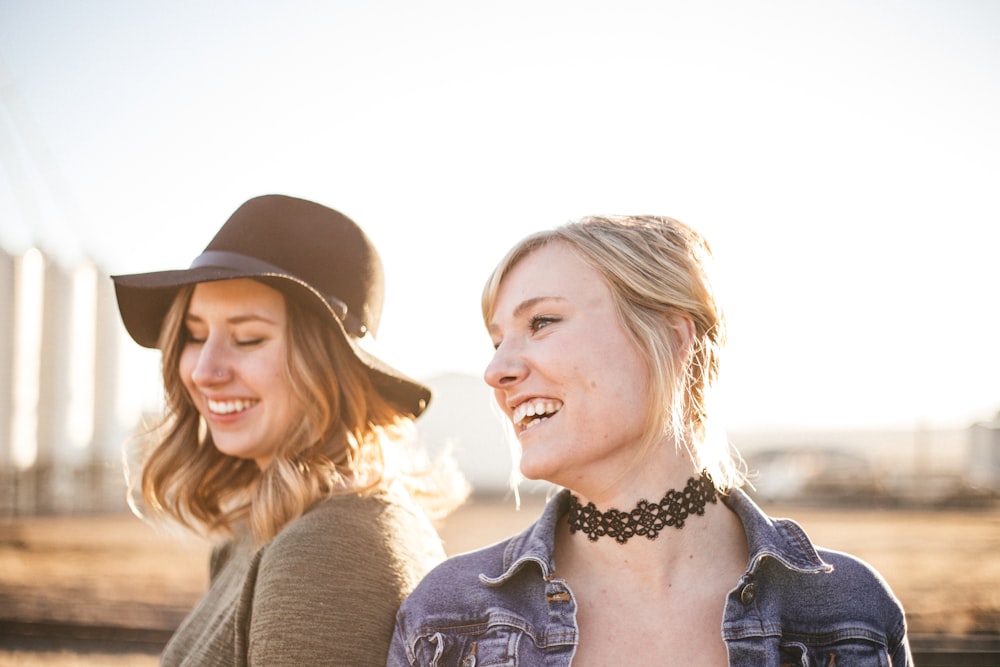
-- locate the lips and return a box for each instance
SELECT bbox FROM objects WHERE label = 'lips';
[511,398,563,432]
[206,398,258,415]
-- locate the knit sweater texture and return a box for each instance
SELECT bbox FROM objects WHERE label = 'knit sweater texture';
[160,488,445,666]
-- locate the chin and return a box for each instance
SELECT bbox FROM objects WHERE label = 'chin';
[212,443,254,462]
[518,458,558,485]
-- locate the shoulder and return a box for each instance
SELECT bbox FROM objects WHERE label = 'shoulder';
[411,491,568,597]
[812,546,903,604]
[751,535,907,638]
[390,509,571,666]
[247,490,447,628]
[263,490,445,573]
[242,491,443,665]
[402,537,513,611]
[425,537,512,581]
[725,491,906,629]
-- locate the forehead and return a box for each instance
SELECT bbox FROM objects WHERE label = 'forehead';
[187,278,287,313]
[494,243,609,313]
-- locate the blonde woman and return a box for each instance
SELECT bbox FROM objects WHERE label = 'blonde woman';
[113,194,466,665]
[389,216,910,666]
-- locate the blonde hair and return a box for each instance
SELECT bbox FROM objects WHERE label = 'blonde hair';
[131,283,466,542]
[482,215,746,492]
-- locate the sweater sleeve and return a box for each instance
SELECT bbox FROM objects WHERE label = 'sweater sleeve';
[243,495,440,666]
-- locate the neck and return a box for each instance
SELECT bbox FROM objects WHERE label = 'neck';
[564,437,701,507]
[554,489,741,588]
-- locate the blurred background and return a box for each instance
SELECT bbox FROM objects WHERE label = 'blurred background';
[2,0,998,513]
[2,2,1000,662]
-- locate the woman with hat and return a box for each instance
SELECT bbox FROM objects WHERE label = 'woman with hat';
[113,194,467,666]
[389,215,911,665]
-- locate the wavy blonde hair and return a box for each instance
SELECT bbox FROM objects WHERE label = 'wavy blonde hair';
[130,283,466,542]
[482,215,746,492]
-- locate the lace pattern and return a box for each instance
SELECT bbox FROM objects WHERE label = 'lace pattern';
[567,474,718,544]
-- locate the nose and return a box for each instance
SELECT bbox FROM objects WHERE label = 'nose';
[483,339,526,390]
[189,337,231,386]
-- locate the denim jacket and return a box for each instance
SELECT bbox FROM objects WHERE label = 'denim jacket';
[389,488,912,666]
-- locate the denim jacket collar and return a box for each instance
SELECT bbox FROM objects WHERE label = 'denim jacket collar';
[479,491,568,586]
[479,486,832,588]
[724,486,834,576]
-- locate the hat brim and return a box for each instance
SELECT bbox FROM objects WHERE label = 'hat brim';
[112,267,431,417]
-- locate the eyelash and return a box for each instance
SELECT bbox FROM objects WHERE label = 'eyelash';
[529,315,559,332]
[183,332,264,347]
[492,315,561,350]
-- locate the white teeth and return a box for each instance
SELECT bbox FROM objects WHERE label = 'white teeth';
[207,398,256,415]
[512,399,563,429]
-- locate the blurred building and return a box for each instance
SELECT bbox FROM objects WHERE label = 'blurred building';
[968,411,1000,490]
[0,247,132,516]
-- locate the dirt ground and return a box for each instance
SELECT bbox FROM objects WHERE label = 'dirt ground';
[1,494,999,665]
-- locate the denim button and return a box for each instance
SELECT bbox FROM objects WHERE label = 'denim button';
[739,582,757,605]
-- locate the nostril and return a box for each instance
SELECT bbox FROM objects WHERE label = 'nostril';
[484,351,525,389]
[484,367,518,388]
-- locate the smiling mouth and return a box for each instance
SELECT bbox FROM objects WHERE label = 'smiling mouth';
[511,399,563,432]
[207,398,258,415]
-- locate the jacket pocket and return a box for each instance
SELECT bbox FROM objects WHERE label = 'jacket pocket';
[779,637,891,667]
[412,624,523,667]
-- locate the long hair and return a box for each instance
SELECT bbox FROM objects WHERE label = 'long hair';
[482,215,746,492]
[130,283,466,542]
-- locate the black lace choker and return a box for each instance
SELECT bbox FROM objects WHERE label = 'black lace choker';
[567,474,718,544]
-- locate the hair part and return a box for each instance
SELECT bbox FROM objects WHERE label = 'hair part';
[482,215,746,492]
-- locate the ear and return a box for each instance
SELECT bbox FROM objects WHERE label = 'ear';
[666,313,697,359]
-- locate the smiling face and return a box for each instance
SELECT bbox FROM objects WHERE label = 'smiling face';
[484,242,654,495]
[179,279,302,469]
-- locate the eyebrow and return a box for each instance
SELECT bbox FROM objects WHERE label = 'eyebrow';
[487,295,565,335]
[184,312,281,326]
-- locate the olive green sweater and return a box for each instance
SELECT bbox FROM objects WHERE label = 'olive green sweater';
[160,488,446,666]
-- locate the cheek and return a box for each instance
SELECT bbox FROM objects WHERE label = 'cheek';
[262,352,290,387]
[264,356,297,408]
[492,389,509,416]
[178,349,197,392]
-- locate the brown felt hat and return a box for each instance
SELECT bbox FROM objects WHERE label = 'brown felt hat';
[112,194,431,417]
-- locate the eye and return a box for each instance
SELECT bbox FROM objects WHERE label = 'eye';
[529,315,559,333]
[236,338,265,347]
[184,329,206,345]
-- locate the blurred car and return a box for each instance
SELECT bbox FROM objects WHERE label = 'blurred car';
[745,446,886,505]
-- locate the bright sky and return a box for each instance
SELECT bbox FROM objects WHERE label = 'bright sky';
[1,0,998,433]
